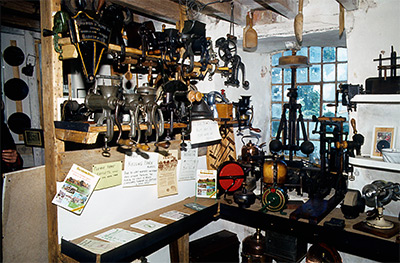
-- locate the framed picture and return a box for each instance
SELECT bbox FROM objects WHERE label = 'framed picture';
[23,129,44,147]
[371,126,395,158]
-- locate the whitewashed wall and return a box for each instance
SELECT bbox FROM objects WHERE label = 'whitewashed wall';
[1,27,45,167]
[345,0,400,222]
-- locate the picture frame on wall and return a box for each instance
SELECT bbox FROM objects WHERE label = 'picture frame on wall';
[371,126,395,158]
[23,129,44,147]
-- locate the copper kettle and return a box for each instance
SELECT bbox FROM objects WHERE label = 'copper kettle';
[241,135,264,164]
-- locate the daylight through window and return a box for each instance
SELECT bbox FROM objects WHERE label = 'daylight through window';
[270,46,348,156]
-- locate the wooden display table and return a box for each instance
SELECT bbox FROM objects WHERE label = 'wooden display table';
[61,197,399,263]
[61,197,218,262]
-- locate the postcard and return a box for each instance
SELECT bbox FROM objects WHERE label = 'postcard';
[52,164,100,214]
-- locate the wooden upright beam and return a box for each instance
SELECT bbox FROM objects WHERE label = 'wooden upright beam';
[254,0,297,19]
[40,0,65,262]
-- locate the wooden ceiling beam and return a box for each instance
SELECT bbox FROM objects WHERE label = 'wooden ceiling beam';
[1,12,41,32]
[252,9,279,25]
[253,0,296,19]
[111,0,182,24]
[196,0,245,25]
[0,0,40,15]
[335,0,359,11]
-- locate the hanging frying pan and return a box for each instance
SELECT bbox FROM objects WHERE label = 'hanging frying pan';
[4,78,29,101]
[3,46,25,67]
[7,112,31,134]
[217,161,245,194]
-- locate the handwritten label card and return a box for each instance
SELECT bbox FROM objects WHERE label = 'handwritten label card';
[123,152,159,187]
[93,161,122,190]
[190,120,221,145]
[179,142,198,181]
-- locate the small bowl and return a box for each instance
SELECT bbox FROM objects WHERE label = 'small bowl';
[382,148,400,164]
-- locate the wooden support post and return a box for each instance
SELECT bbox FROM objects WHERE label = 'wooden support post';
[40,0,65,262]
[169,233,190,263]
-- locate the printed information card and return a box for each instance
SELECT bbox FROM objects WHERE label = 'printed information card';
[52,164,100,214]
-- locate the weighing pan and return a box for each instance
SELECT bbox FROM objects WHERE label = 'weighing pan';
[4,78,29,101]
[7,112,31,134]
[3,46,25,66]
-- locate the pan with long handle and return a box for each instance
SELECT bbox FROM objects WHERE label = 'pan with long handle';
[243,12,257,51]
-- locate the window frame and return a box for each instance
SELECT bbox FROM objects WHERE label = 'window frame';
[270,46,348,153]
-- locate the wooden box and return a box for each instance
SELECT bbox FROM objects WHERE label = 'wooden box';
[216,103,233,120]
[265,230,307,262]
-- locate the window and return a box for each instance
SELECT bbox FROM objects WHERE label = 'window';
[270,47,348,156]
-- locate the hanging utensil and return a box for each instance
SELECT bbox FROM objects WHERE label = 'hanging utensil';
[125,64,133,80]
[294,0,304,46]
[243,12,257,52]
[7,112,31,135]
[243,13,249,49]
[4,78,29,101]
[3,46,25,66]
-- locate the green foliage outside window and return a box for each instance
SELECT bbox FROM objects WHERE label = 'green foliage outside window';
[270,47,348,149]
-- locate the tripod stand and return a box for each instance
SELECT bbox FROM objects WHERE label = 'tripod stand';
[269,52,314,161]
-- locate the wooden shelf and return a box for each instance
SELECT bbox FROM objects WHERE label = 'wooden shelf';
[54,121,188,144]
[54,120,237,144]
[349,156,400,172]
[351,94,400,103]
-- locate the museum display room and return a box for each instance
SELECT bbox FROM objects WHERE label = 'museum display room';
[0,0,399,262]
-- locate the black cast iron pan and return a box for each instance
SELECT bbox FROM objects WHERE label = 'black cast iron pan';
[3,46,25,67]
[4,78,29,101]
[7,112,31,134]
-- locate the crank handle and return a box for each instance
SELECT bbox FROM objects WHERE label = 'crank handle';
[157,141,171,149]
[137,143,151,151]
[250,126,261,133]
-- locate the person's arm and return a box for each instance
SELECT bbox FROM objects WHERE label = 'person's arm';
[1,122,23,172]
[2,149,23,170]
